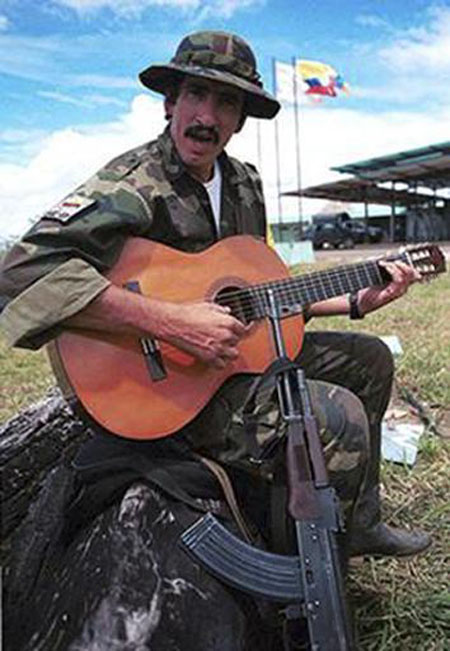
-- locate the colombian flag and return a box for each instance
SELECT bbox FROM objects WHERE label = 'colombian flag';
[296,60,350,97]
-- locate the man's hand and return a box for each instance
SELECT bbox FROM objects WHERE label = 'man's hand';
[160,301,249,369]
[65,287,249,370]
[356,260,421,316]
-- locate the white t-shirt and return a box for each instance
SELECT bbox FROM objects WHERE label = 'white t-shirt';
[203,161,222,235]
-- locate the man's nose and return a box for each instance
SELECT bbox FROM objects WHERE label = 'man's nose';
[196,94,218,125]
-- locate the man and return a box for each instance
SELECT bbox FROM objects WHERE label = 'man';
[0,31,429,560]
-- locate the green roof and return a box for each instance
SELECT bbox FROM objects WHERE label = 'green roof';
[282,177,438,207]
[332,141,450,190]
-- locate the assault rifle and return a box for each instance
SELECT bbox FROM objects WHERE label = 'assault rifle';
[181,289,355,650]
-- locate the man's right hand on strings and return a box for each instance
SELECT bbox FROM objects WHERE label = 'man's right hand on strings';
[64,285,248,369]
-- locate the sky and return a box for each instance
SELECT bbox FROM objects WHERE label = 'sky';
[1,0,450,239]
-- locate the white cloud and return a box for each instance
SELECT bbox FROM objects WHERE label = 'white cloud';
[353,77,450,105]
[355,14,390,30]
[0,15,9,31]
[379,5,450,73]
[2,92,449,241]
[0,128,48,145]
[0,128,51,165]
[0,94,166,238]
[195,0,264,21]
[38,90,95,109]
[0,32,141,89]
[52,0,262,18]
[349,6,450,108]
[71,73,137,89]
[55,0,197,11]
[84,94,127,107]
[38,90,127,109]
[229,103,450,223]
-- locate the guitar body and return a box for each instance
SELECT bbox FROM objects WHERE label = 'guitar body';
[52,236,304,440]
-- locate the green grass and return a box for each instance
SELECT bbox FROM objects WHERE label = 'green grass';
[1,266,449,650]
[0,340,53,422]
[349,452,450,650]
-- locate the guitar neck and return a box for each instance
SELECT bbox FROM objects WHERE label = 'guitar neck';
[237,253,402,321]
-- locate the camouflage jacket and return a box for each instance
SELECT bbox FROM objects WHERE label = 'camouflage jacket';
[0,127,267,349]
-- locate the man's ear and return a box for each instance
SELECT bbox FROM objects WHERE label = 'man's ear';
[164,98,174,121]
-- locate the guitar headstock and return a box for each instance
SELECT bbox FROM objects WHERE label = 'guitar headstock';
[400,244,447,279]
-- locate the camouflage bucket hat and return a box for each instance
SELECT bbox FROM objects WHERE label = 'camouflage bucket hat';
[139,31,280,119]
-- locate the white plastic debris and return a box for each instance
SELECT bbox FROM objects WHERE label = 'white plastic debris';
[379,335,403,356]
[381,421,424,466]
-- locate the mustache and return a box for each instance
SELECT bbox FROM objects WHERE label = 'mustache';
[184,124,220,144]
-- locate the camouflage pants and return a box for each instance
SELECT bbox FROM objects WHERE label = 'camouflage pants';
[296,330,394,530]
[183,330,394,534]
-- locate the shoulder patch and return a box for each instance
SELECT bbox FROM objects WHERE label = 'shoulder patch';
[44,194,97,223]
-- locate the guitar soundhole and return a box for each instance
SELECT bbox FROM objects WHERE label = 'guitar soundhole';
[215,286,255,325]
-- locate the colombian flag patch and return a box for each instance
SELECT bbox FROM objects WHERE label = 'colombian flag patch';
[44,194,97,223]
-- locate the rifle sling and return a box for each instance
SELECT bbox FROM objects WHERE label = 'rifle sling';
[197,456,254,544]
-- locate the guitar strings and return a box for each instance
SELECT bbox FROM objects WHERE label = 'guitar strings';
[214,259,384,321]
[217,263,381,317]
[212,247,434,321]
[219,259,381,303]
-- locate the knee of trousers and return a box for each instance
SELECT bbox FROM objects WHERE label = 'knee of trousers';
[309,381,371,500]
[354,333,395,384]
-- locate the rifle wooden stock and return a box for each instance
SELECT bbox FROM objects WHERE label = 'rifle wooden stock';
[286,421,319,521]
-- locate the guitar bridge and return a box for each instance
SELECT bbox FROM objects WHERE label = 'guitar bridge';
[124,280,167,382]
[140,337,167,382]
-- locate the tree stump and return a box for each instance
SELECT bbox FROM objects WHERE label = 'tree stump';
[1,390,281,651]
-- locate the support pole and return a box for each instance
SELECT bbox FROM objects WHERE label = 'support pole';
[363,187,369,231]
[292,56,303,235]
[272,57,283,227]
[256,120,263,175]
[390,181,396,243]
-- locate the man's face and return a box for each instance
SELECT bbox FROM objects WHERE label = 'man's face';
[166,76,244,182]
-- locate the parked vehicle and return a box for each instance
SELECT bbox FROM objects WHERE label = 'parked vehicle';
[304,222,355,249]
[304,212,383,249]
[343,220,384,244]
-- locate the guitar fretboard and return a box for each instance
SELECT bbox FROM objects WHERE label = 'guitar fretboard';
[218,255,397,323]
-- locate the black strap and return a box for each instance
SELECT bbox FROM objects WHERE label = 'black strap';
[73,454,221,514]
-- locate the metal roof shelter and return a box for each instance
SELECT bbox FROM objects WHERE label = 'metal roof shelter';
[283,141,450,241]
[282,178,436,207]
[332,141,450,190]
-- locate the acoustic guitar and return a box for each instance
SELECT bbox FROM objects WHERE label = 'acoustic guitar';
[49,235,445,440]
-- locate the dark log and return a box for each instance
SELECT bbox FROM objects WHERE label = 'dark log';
[1,388,89,551]
[1,391,283,651]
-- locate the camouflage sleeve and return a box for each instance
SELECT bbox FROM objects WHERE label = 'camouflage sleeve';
[245,161,267,234]
[0,182,152,349]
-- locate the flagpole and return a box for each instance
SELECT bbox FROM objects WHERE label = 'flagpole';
[292,56,303,235]
[272,57,283,227]
[256,120,262,174]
